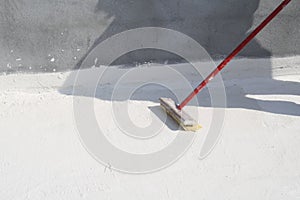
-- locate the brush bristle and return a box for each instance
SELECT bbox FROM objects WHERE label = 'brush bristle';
[159,98,201,132]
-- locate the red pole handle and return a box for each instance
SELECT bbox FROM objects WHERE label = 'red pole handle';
[177,0,292,110]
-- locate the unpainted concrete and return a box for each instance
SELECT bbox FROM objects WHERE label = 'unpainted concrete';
[0,0,299,73]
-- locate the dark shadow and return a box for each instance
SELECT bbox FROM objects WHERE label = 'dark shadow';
[148,106,180,131]
[61,0,300,117]
[75,0,271,69]
[217,83,300,116]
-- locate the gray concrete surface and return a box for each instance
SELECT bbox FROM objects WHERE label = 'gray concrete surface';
[0,0,299,73]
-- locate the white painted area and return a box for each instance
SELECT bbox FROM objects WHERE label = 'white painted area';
[0,57,299,199]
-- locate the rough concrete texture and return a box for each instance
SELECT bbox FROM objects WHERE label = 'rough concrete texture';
[0,0,299,73]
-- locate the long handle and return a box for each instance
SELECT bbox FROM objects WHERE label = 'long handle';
[177,0,291,110]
